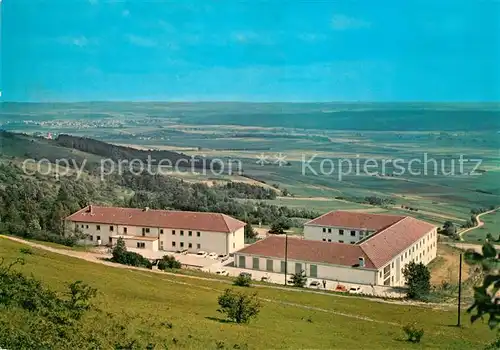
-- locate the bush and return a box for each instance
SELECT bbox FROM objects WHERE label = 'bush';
[402,323,424,343]
[158,255,181,270]
[290,270,307,288]
[217,289,261,324]
[110,238,152,269]
[233,275,251,287]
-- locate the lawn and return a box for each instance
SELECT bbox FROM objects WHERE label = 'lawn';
[463,209,500,243]
[0,237,495,349]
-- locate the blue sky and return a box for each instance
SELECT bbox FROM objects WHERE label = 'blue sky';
[2,0,499,102]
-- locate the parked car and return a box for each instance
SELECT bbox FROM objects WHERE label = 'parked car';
[180,249,188,255]
[197,251,207,257]
[208,252,218,259]
[348,286,363,294]
[216,269,229,276]
[220,255,229,262]
[239,272,252,278]
[309,280,321,288]
[335,284,348,292]
[287,277,294,285]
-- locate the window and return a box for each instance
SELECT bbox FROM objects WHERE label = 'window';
[197,231,201,237]
[239,255,246,268]
[96,225,100,231]
[180,230,184,236]
[339,229,344,235]
[379,271,382,278]
[137,242,145,249]
[89,235,93,241]
[328,228,332,233]
[86,225,89,229]
[172,242,176,247]
[160,229,164,234]
[253,257,259,269]
[322,238,326,242]
[327,239,331,242]
[109,237,112,244]
[295,262,302,274]
[280,261,286,273]
[310,264,318,278]
[172,230,176,235]
[188,231,192,236]
[188,243,192,248]
[145,228,150,233]
[97,236,101,241]
[266,259,273,272]
[350,230,356,236]
[339,240,344,243]
[81,224,84,228]
[123,227,127,234]
[109,226,114,232]
[391,262,394,268]
[322,228,326,233]
[233,243,235,248]
[180,242,184,248]
[197,243,201,249]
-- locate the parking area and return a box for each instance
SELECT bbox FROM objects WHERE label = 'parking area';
[202,259,406,298]
[127,248,223,269]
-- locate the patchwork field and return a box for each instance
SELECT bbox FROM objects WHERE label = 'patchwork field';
[0,237,496,349]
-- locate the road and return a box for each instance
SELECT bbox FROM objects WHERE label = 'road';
[459,208,499,239]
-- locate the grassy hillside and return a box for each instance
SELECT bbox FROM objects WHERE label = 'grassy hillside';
[0,238,495,349]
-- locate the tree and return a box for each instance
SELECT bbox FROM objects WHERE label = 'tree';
[112,237,127,262]
[244,222,257,240]
[465,241,500,331]
[402,262,430,300]
[268,217,291,234]
[442,221,456,236]
[290,270,307,288]
[157,255,181,270]
[217,289,261,324]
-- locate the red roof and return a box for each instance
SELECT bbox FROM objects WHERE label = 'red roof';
[360,216,436,268]
[236,235,376,269]
[66,205,245,233]
[305,210,405,231]
[239,212,436,269]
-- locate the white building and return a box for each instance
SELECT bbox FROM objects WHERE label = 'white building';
[65,205,246,256]
[235,211,437,287]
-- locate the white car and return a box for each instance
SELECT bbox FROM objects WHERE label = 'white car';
[216,269,229,276]
[208,252,218,259]
[348,286,363,294]
[196,251,208,257]
[309,280,321,288]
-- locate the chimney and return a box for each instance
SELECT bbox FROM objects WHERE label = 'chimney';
[88,205,93,214]
[144,207,149,212]
[358,257,365,267]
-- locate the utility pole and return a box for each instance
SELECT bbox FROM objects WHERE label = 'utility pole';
[284,233,288,286]
[457,253,463,327]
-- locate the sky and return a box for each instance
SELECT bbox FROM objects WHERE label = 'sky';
[1,0,499,102]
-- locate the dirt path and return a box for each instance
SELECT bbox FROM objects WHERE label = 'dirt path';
[1,235,455,311]
[459,208,499,239]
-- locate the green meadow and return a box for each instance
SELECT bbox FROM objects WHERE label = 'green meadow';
[0,237,495,349]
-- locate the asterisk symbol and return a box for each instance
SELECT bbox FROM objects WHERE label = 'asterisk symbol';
[274,153,287,166]
[256,153,269,166]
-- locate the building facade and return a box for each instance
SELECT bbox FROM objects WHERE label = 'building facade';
[66,205,246,256]
[235,211,437,287]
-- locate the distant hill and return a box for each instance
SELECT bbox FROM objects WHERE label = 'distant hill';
[54,134,214,170]
[0,131,215,171]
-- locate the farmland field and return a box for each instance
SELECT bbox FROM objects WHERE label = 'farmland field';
[1,102,499,228]
[0,237,496,349]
